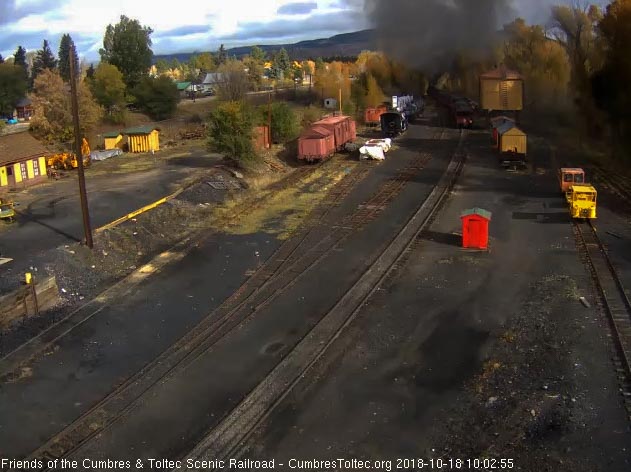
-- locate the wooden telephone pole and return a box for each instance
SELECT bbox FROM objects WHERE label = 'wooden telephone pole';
[69,47,93,248]
[268,88,272,148]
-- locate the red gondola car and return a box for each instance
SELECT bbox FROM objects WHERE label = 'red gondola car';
[298,126,336,162]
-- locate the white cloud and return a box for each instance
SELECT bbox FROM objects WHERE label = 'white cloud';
[0,0,365,60]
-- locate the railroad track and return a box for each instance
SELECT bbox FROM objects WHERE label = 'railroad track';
[347,127,445,227]
[25,164,368,465]
[574,220,631,421]
[0,162,331,375]
[592,166,631,210]
[180,130,466,470]
[25,131,444,467]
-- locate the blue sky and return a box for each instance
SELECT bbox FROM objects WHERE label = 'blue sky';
[0,0,610,62]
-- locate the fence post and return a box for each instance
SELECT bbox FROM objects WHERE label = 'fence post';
[22,290,28,318]
[31,282,39,316]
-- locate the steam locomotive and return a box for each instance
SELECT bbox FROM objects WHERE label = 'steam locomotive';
[380,112,408,138]
[378,95,424,138]
[428,86,477,129]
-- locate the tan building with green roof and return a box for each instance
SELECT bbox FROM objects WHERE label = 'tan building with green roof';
[0,131,49,191]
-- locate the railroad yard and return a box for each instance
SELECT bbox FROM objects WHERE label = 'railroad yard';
[2,3,631,466]
[0,96,630,472]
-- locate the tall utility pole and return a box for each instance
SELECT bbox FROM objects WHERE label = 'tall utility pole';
[339,88,342,113]
[267,88,272,148]
[69,47,93,249]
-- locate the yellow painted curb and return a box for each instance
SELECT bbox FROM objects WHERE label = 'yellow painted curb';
[94,185,189,234]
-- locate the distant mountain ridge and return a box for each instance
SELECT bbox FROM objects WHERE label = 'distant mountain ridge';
[154,29,376,63]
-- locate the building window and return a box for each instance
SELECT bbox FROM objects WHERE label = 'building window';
[7,166,13,176]
[33,159,40,177]
[20,162,27,180]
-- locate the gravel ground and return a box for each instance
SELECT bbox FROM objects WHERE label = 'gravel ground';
[0,155,350,356]
[429,274,630,471]
[0,168,249,352]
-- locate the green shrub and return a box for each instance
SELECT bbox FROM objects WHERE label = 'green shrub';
[269,102,298,144]
[207,101,258,167]
[131,76,180,121]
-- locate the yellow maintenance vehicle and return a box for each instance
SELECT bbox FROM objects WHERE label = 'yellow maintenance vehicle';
[0,197,15,223]
[566,184,597,219]
[47,138,91,171]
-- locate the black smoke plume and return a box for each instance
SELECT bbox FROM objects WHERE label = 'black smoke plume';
[365,0,517,72]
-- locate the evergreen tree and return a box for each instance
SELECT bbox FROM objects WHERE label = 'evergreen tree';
[274,48,291,76]
[217,44,227,65]
[13,46,27,67]
[0,54,4,64]
[13,46,28,82]
[32,40,58,80]
[0,63,28,115]
[58,34,78,82]
[250,46,266,63]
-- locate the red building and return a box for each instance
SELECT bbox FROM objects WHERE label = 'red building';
[14,98,33,121]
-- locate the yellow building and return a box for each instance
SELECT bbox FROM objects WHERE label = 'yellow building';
[123,126,160,153]
[480,66,524,111]
[0,131,49,191]
[103,131,123,150]
[497,122,527,155]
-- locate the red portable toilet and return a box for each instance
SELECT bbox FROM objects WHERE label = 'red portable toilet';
[461,208,492,250]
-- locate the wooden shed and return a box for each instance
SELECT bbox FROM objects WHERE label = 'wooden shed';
[480,66,523,111]
[253,126,270,150]
[0,131,49,191]
[461,208,492,250]
[103,131,123,150]
[123,126,160,153]
[497,122,527,155]
[490,116,515,146]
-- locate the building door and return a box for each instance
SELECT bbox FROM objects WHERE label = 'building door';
[6,165,16,187]
[469,219,482,248]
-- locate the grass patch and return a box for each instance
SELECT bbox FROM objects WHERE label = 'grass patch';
[212,162,354,239]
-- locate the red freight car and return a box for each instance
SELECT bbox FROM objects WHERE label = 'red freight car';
[312,115,356,150]
[298,126,336,162]
[364,106,387,125]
